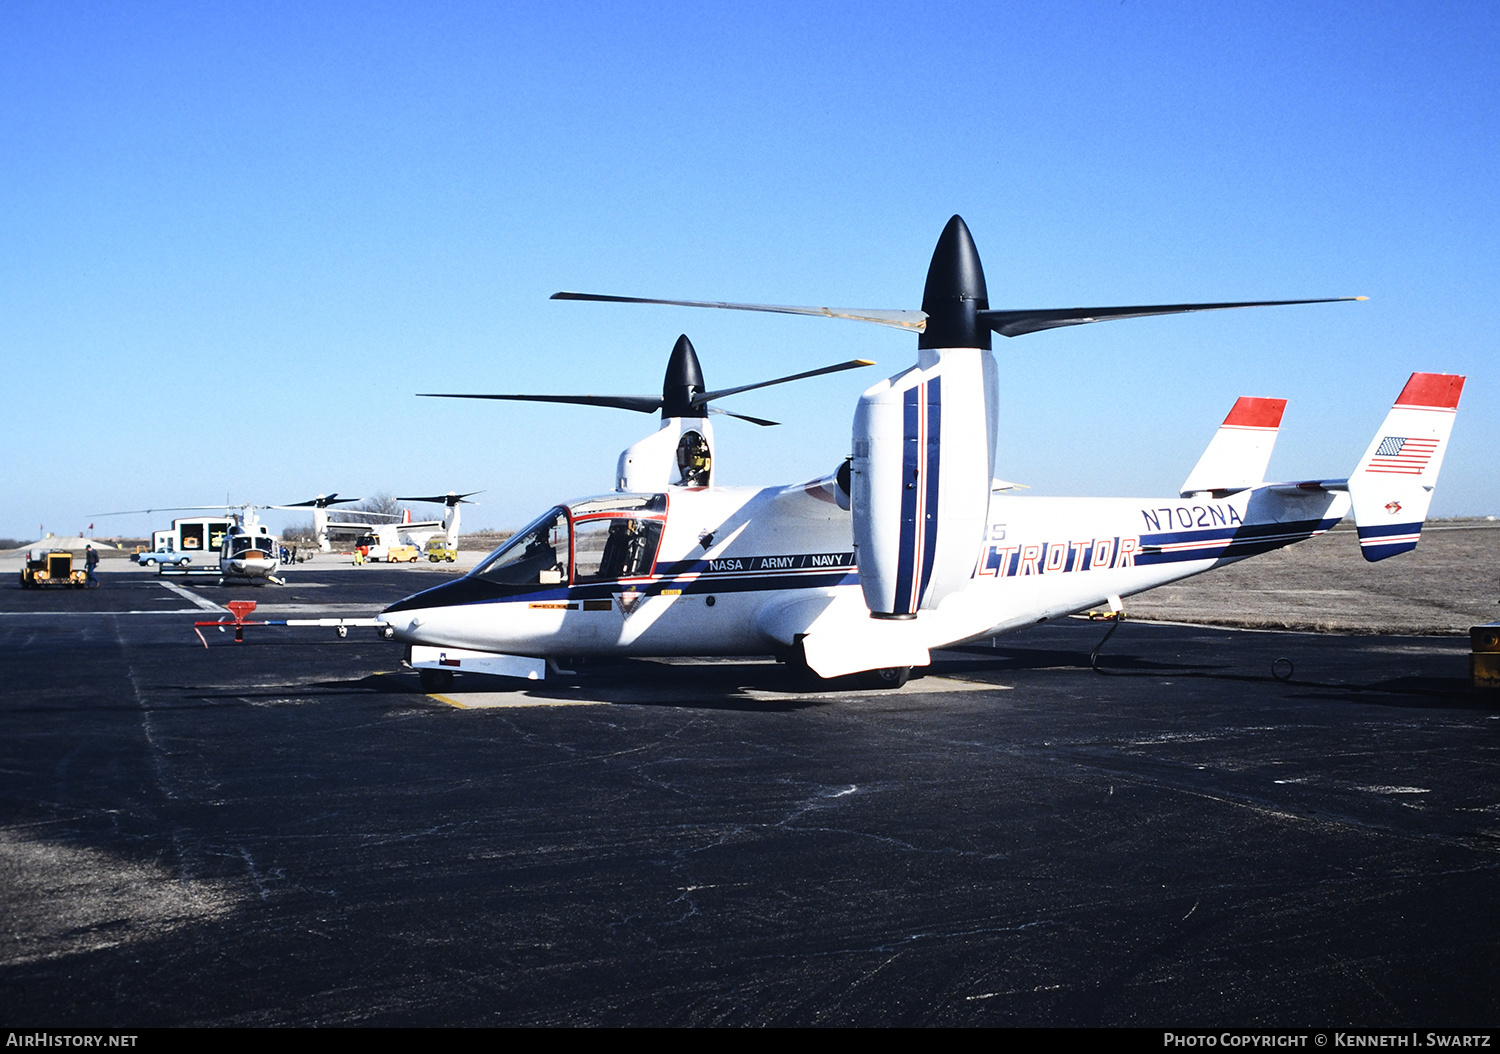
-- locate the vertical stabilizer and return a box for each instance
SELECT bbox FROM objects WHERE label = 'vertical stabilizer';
[1347,372,1465,561]
[1180,396,1287,497]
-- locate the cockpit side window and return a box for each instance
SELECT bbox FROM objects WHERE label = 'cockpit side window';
[571,517,663,582]
[472,508,570,586]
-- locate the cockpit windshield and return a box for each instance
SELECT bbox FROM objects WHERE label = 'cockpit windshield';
[228,533,272,557]
[470,496,668,590]
[472,507,570,587]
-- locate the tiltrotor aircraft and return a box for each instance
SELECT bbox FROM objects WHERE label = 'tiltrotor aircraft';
[378,216,1464,691]
[279,492,477,556]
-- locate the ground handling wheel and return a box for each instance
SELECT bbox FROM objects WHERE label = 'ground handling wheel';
[419,668,455,692]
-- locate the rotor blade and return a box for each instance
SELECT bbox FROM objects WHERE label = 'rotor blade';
[692,359,877,405]
[707,407,780,427]
[417,393,662,413]
[397,490,483,506]
[92,505,246,517]
[552,292,927,332]
[978,297,1367,338]
[274,495,360,509]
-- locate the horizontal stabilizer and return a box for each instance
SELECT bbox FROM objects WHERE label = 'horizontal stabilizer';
[1180,396,1287,497]
[1347,372,1464,561]
[1264,478,1348,495]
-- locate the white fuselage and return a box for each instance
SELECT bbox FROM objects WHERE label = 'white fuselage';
[220,529,280,582]
[380,481,1348,671]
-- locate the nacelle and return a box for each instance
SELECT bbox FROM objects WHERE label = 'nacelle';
[850,347,998,618]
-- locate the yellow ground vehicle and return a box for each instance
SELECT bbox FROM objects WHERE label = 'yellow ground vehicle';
[387,544,421,563]
[20,548,88,588]
[424,537,457,563]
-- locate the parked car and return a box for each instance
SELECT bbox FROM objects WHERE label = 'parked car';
[134,548,193,567]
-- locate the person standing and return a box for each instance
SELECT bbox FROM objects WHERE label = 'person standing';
[84,545,99,587]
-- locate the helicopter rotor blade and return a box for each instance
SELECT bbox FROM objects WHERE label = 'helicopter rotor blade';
[91,505,252,517]
[551,292,927,332]
[417,393,662,413]
[692,359,876,406]
[707,407,779,427]
[273,494,361,510]
[396,490,484,506]
[978,297,1367,338]
[553,291,1363,341]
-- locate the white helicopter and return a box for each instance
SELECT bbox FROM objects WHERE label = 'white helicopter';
[280,492,476,557]
[216,508,284,584]
[106,503,286,584]
[378,216,1464,691]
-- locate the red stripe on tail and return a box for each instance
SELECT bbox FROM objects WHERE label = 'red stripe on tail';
[1222,396,1287,429]
[1396,373,1465,409]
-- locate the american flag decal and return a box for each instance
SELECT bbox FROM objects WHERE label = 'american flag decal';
[1368,436,1439,474]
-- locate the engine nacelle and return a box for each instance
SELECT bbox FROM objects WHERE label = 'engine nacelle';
[617,417,716,492]
[850,347,998,618]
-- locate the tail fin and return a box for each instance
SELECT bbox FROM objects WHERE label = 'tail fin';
[1180,396,1287,497]
[1347,372,1465,561]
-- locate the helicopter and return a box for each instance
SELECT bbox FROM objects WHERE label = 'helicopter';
[216,507,284,584]
[102,503,287,584]
[373,216,1462,691]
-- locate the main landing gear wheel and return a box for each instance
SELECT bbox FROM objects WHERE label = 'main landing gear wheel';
[859,666,912,689]
[419,668,454,692]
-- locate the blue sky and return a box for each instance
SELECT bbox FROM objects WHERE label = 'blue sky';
[2,1,1495,540]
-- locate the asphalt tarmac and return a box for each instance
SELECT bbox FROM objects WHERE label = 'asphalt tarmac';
[1,566,1497,1026]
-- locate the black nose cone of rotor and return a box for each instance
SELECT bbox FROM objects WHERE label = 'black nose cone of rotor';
[662,334,707,419]
[919,215,991,351]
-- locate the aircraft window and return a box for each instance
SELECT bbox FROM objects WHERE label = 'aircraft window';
[572,517,664,582]
[567,494,667,517]
[472,508,570,586]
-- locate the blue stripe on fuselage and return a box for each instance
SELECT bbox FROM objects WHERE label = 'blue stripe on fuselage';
[1134,516,1341,566]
